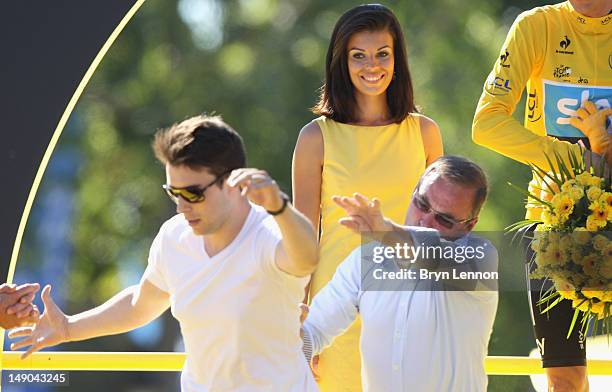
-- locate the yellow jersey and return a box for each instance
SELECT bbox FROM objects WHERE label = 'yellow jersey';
[473,1,611,219]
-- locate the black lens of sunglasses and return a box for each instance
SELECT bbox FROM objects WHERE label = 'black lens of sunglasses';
[162,185,205,203]
[162,169,233,205]
[433,214,455,229]
[413,194,455,229]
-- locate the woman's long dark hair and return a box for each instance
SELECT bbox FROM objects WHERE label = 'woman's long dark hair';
[312,4,417,123]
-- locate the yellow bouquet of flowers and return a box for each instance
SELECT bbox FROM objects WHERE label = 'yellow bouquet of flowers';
[508,150,612,337]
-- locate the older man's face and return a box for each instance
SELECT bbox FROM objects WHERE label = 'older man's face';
[405,173,479,240]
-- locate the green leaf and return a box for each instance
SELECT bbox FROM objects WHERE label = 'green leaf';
[567,307,581,339]
[543,154,564,184]
[507,182,552,209]
[553,151,572,182]
[505,219,539,233]
[539,295,563,312]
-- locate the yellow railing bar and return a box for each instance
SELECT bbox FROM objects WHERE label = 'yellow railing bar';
[1,352,185,372]
[1,353,612,375]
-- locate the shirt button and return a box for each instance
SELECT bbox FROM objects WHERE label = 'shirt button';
[394,331,401,338]
[393,364,399,371]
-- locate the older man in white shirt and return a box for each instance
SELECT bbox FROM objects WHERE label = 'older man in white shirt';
[303,156,498,392]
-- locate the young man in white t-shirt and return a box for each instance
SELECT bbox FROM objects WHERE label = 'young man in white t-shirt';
[9,115,320,391]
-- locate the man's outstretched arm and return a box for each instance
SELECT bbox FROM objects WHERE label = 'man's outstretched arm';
[228,168,318,277]
[302,248,360,356]
[9,279,169,359]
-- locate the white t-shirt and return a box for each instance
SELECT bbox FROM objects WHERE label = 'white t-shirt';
[143,205,318,392]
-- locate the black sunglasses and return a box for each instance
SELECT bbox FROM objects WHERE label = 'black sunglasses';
[412,191,475,229]
[162,170,232,204]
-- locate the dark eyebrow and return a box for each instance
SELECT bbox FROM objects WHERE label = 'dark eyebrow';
[349,45,392,52]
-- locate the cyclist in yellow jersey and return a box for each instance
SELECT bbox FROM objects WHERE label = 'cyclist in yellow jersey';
[473,1,611,391]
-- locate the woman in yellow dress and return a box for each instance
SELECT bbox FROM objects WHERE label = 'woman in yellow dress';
[292,4,443,391]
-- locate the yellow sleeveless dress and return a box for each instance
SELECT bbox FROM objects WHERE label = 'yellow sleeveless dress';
[312,114,427,391]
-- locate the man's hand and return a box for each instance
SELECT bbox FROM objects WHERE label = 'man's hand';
[332,193,392,233]
[298,303,320,381]
[569,101,612,155]
[299,303,309,325]
[0,283,41,329]
[227,169,285,212]
[8,285,69,359]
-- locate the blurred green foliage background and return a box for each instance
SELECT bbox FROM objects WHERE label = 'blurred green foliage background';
[14,0,555,390]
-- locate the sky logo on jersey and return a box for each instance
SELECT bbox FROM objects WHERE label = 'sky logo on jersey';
[543,80,611,137]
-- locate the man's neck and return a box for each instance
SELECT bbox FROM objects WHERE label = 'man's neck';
[570,0,612,18]
[203,199,251,257]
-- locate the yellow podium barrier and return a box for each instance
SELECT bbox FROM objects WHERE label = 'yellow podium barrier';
[2,352,612,375]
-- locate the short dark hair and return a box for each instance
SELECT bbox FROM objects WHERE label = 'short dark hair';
[153,115,246,179]
[312,3,417,123]
[417,156,489,216]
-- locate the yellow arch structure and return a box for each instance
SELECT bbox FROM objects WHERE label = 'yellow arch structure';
[3,0,611,388]
[1,1,145,389]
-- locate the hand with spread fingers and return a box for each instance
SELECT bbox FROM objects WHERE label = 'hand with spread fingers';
[227,168,286,213]
[332,193,392,233]
[570,100,612,159]
[0,283,41,329]
[8,285,69,359]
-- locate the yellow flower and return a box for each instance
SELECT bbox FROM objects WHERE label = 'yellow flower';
[554,279,577,300]
[582,290,605,299]
[571,247,584,265]
[549,230,561,241]
[588,202,608,226]
[540,188,554,203]
[601,245,612,279]
[592,234,609,251]
[561,179,577,192]
[571,228,591,245]
[534,250,549,267]
[568,186,584,201]
[576,172,594,187]
[544,242,567,266]
[586,215,603,231]
[590,301,605,315]
[582,254,599,277]
[538,175,560,203]
[599,192,612,209]
[598,192,612,221]
[587,186,603,202]
[572,298,590,312]
[541,209,554,225]
[559,235,573,254]
[551,193,574,220]
[530,237,544,252]
[588,175,603,188]
[602,264,612,279]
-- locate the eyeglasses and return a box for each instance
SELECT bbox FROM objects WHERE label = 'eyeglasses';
[162,170,232,204]
[412,191,475,229]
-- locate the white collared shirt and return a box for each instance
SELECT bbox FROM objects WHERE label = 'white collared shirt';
[303,227,498,392]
